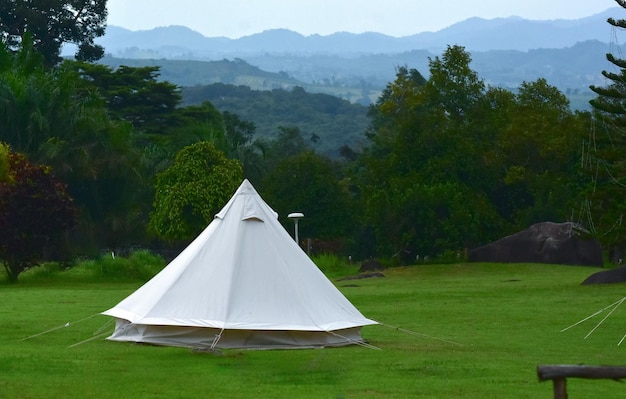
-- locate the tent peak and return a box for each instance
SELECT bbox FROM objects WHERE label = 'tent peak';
[215,179,278,221]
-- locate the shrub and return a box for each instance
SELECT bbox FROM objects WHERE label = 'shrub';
[90,250,165,281]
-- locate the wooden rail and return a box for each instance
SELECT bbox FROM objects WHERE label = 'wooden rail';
[537,364,626,399]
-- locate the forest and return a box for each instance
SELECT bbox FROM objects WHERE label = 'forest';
[2,1,626,282]
[181,83,371,157]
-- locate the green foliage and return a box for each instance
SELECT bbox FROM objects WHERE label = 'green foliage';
[261,125,311,170]
[12,250,166,283]
[16,261,67,282]
[0,0,107,67]
[587,4,626,258]
[87,250,165,281]
[181,83,370,158]
[424,46,485,122]
[262,151,354,241]
[355,45,583,260]
[149,142,243,241]
[0,152,78,282]
[222,111,255,148]
[0,40,148,251]
[0,41,89,157]
[494,78,585,228]
[71,63,258,247]
[74,63,183,134]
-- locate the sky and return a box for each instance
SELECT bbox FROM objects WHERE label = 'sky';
[106,0,617,39]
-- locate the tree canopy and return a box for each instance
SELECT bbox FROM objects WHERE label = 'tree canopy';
[149,141,243,242]
[262,150,354,242]
[0,0,107,67]
[351,45,586,261]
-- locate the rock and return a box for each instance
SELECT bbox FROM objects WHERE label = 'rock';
[468,222,603,266]
[582,265,626,284]
[359,259,383,273]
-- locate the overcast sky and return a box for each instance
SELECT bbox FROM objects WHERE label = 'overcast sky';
[106,0,617,39]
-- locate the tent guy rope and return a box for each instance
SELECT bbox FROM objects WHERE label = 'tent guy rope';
[67,332,112,348]
[380,322,463,346]
[19,314,100,341]
[561,296,626,344]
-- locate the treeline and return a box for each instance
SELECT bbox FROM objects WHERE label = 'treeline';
[2,22,626,281]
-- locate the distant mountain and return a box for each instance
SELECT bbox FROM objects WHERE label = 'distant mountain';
[91,7,619,59]
[405,10,616,52]
[82,7,624,111]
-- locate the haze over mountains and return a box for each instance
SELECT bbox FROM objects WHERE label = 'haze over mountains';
[98,7,618,56]
[81,7,623,110]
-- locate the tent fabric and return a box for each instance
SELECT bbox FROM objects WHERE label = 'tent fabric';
[108,319,366,349]
[102,179,377,349]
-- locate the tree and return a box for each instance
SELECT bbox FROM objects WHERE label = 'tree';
[0,37,78,156]
[354,46,504,260]
[74,63,183,134]
[266,126,310,159]
[496,78,583,228]
[587,0,626,260]
[422,45,485,123]
[262,151,354,243]
[0,152,78,282]
[149,142,243,242]
[222,111,255,150]
[0,0,107,67]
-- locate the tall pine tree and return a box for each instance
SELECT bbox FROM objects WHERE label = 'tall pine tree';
[588,0,626,262]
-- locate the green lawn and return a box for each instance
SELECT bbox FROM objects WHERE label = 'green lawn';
[1,262,625,398]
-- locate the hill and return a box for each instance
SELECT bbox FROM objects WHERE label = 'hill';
[180,83,370,158]
[99,37,616,111]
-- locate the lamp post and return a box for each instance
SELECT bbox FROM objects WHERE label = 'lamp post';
[287,212,304,244]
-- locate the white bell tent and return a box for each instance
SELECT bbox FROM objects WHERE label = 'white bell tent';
[102,179,377,349]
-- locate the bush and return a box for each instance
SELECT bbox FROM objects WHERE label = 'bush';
[2,250,166,284]
[89,250,165,281]
[14,262,66,283]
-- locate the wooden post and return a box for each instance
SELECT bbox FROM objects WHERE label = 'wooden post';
[551,378,567,399]
[537,365,626,399]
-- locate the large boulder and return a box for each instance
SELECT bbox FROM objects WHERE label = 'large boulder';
[359,259,383,273]
[582,265,626,284]
[468,222,603,266]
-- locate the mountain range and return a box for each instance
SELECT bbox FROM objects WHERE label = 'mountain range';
[75,7,624,111]
[96,7,618,57]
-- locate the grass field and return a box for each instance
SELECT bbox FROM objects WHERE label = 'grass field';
[1,260,625,398]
